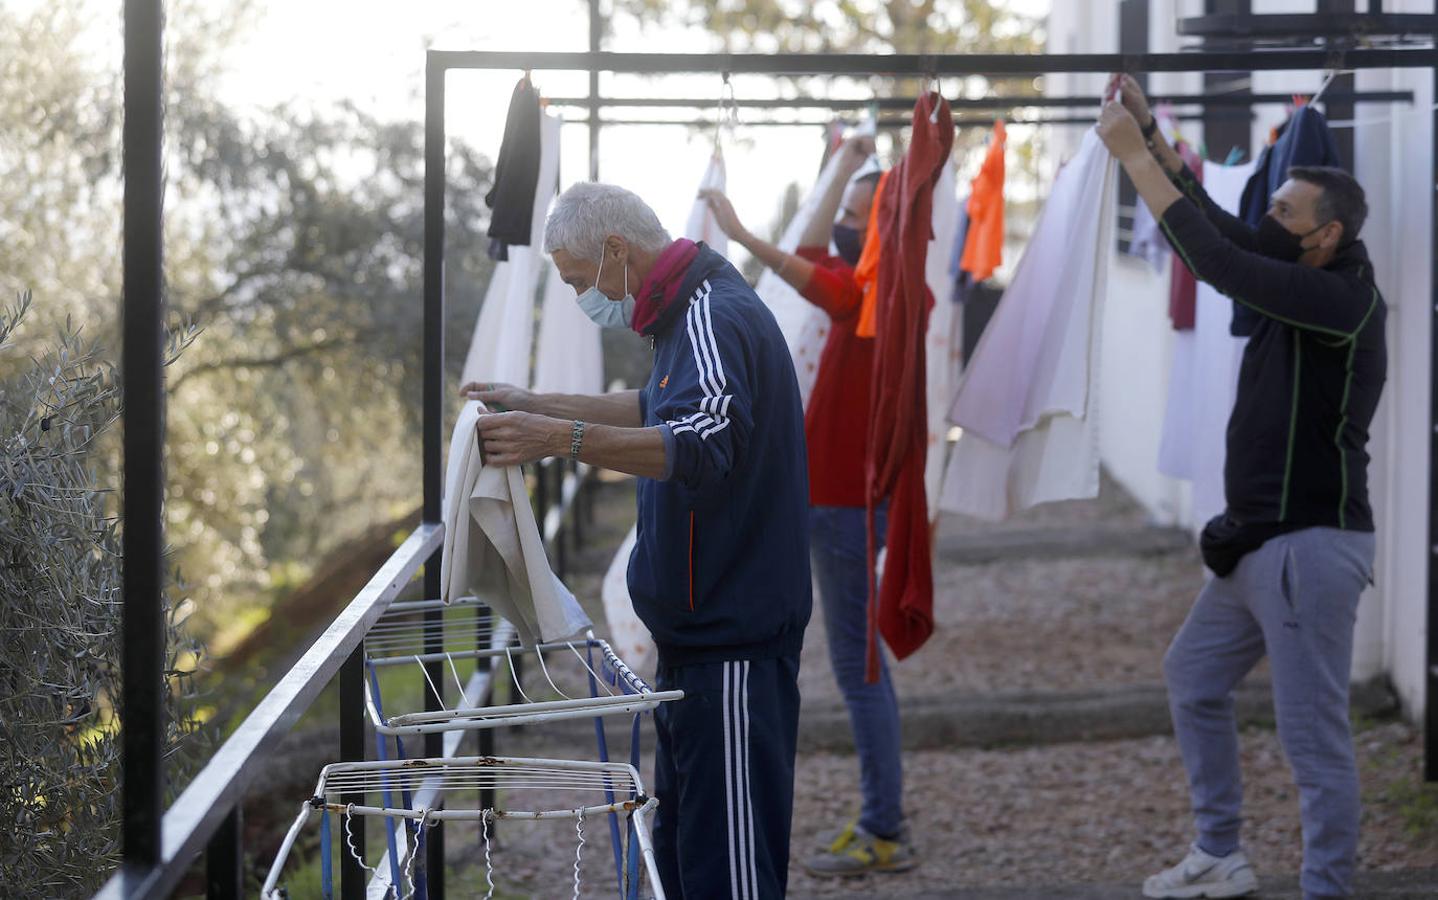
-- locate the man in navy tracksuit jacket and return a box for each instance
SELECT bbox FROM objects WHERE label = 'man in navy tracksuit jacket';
[467,181,812,898]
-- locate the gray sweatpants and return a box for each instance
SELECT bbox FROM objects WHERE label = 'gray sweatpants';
[1163,526,1375,900]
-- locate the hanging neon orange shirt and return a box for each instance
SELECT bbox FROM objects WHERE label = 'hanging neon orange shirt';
[959,119,1006,282]
[853,170,891,338]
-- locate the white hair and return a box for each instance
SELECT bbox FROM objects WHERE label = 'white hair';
[543,181,672,260]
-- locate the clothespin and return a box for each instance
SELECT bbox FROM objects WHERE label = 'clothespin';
[927,71,941,124]
[1223,146,1244,166]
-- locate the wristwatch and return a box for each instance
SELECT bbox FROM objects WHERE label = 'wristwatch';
[1140,115,1160,139]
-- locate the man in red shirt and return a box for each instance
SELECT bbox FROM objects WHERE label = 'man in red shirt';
[700,134,916,877]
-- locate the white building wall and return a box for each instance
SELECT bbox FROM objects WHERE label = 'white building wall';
[1043,0,1433,719]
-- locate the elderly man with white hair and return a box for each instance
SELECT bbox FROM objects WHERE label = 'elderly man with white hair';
[462,181,812,898]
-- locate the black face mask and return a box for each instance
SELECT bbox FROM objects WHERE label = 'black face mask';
[832,224,864,266]
[1255,214,1328,263]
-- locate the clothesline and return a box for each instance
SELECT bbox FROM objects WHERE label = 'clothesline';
[1326,101,1438,129]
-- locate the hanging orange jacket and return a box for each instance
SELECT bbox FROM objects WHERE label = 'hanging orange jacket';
[853,171,890,338]
[864,92,954,682]
[959,119,1006,282]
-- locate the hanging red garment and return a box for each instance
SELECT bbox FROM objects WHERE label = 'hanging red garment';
[864,92,955,682]
[959,119,1006,282]
[1168,141,1203,331]
[852,171,891,339]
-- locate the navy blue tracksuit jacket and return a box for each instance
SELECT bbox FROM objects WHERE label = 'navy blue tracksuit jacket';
[629,243,810,898]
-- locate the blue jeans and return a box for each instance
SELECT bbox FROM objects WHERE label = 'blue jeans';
[809,505,904,838]
[1164,527,1375,900]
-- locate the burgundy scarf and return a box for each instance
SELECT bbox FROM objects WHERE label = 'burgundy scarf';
[632,238,701,335]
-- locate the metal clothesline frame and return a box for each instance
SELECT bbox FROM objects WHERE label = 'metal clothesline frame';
[104,24,1438,900]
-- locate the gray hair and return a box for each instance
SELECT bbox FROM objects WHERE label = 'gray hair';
[543,181,672,260]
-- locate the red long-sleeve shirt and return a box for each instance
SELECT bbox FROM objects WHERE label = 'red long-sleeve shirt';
[795,246,873,508]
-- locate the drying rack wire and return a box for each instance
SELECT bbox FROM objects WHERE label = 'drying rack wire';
[259,756,664,900]
[363,597,682,736]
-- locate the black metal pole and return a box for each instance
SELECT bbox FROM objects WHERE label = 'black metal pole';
[427,48,1438,77]
[588,0,601,181]
[1426,33,1438,784]
[543,89,1414,112]
[338,646,366,900]
[204,808,242,900]
[121,0,165,872]
[422,53,448,899]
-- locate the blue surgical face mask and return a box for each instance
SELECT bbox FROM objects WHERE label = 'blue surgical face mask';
[576,250,636,329]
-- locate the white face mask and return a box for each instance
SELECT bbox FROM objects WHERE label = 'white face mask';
[576,250,635,330]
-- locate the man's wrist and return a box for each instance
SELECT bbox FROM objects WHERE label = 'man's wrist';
[1121,149,1160,174]
[548,416,572,458]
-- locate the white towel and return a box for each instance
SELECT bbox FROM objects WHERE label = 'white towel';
[440,401,591,645]
[940,129,1116,520]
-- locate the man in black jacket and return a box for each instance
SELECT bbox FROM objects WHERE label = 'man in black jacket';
[1098,76,1386,900]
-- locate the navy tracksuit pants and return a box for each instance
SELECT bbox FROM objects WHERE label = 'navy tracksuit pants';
[651,654,801,899]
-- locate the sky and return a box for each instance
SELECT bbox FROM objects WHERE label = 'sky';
[212,0,1053,272]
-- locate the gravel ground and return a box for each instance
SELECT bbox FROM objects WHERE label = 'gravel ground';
[785,722,1438,898]
[255,474,1438,897]
[436,721,1438,897]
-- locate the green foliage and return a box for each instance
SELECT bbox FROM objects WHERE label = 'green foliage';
[0,292,209,895]
[1,0,497,644]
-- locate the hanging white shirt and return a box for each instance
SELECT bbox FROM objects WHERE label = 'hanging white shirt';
[940,129,1116,520]
[440,401,591,645]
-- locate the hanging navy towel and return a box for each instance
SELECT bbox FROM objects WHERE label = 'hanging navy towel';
[1231,105,1345,335]
[485,77,543,262]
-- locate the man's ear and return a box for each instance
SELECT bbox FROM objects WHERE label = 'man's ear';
[1320,219,1345,250]
[604,234,629,264]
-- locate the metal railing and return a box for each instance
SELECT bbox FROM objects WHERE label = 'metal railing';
[95,524,442,899]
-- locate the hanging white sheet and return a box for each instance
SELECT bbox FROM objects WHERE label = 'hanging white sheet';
[754,120,878,406]
[1187,159,1256,531]
[600,526,654,676]
[439,401,591,645]
[1157,329,1199,479]
[939,129,1116,520]
[462,111,563,386]
[532,261,604,396]
[683,149,729,257]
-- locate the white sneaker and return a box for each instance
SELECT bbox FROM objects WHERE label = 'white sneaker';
[1142,844,1259,899]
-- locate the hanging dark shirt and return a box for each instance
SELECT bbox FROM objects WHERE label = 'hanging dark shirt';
[1159,164,1387,574]
[485,77,543,261]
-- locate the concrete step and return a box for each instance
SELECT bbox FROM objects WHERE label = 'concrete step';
[938,523,1192,566]
[798,676,1400,752]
